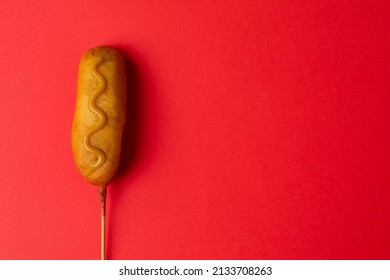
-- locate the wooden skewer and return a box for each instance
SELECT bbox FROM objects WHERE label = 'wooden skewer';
[101,209,105,260]
[99,186,107,260]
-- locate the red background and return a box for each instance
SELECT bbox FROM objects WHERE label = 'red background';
[0,0,389,259]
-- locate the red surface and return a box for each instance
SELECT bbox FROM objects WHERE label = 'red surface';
[0,0,389,260]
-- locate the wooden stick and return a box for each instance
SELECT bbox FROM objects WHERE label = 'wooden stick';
[98,186,107,260]
[101,210,105,260]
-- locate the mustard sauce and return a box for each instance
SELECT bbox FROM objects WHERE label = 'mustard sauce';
[83,56,108,174]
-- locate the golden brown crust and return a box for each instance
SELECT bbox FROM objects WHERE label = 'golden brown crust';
[72,46,126,186]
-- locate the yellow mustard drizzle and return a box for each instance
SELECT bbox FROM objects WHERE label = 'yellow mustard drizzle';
[83,56,108,174]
